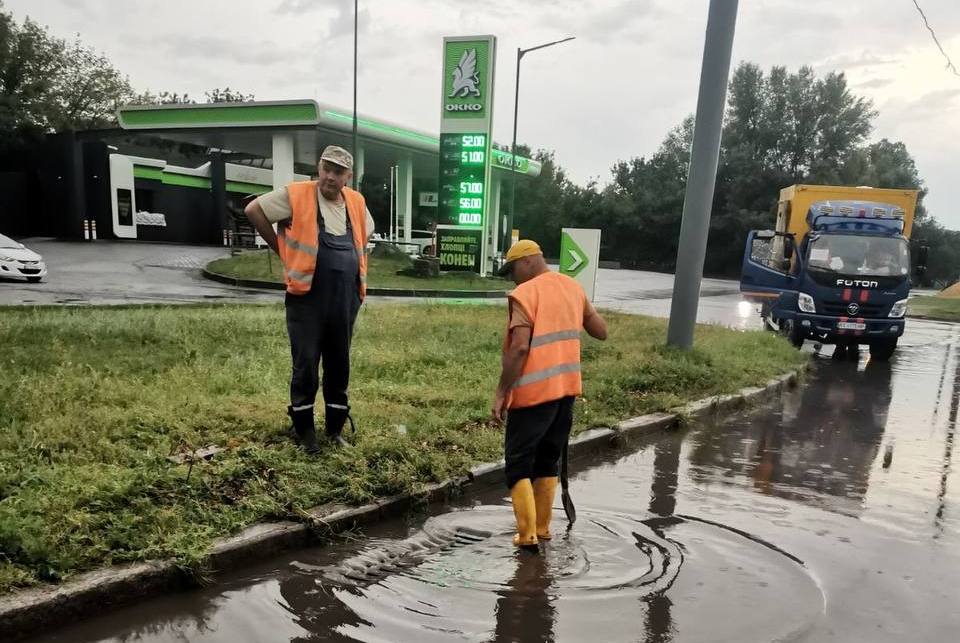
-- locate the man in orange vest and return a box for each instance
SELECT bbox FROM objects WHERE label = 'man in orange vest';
[244,145,374,452]
[492,240,608,550]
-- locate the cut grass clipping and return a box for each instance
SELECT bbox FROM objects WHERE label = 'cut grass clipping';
[0,303,805,592]
[208,250,513,292]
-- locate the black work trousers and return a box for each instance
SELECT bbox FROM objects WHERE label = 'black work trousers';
[504,396,575,489]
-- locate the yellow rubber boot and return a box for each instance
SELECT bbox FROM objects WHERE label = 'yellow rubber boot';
[533,476,558,540]
[510,479,539,551]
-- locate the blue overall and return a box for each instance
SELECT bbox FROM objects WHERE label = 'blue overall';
[285,191,362,432]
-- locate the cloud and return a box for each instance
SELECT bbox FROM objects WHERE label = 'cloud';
[274,0,319,14]
[919,87,960,103]
[856,77,895,89]
[541,0,660,42]
[818,51,900,71]
[274,0,371,40]
[144,33,300,67]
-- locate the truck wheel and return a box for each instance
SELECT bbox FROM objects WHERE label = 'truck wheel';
[869,339,898,361]
[787,320,804,349]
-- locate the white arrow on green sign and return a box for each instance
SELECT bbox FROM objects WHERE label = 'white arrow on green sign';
[560,231,588,277]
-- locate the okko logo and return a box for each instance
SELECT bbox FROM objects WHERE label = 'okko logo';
[446,48,483,112]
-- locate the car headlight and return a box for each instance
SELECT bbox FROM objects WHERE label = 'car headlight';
[798,293,816,314]
[889,298,908,318]
[0,255,15,262]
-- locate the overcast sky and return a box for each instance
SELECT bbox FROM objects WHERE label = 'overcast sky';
[7,0,959,226]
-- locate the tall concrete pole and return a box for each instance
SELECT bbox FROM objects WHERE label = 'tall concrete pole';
[666,0,739,349]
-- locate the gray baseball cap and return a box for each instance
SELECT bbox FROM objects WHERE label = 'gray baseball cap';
[320,145,353,170]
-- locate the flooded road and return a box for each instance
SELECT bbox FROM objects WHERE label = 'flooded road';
[29,320,960,642]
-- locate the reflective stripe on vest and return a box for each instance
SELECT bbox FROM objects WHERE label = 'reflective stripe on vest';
[286,267,313,283]
[284,235,318,257]
[513,362,581,389]
[506,272,586,409]
[529,329,580,348]
[281,182,368,297]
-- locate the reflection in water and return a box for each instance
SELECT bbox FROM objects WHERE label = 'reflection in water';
[277,565,361,643]
[936,340,959,538]
[689,359,894,515]
[643,433,683,642]
[491,552,555,643]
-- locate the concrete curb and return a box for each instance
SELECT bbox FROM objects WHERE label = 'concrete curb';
[202,268,509,299]
[907,313,959,324]
[0,368,802,641]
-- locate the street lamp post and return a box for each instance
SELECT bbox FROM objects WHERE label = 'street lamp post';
[505,36,575,253]
[352,0,359,188]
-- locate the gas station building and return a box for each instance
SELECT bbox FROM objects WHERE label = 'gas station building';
[12,99,539,270]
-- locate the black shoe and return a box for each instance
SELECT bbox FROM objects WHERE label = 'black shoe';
[325,404,356,447]
[288,406,321,454]
[329,433,351,448]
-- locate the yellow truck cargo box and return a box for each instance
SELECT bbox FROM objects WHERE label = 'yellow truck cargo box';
[776,185,919,241]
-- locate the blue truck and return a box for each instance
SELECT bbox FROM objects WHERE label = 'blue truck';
[740,184,924,360]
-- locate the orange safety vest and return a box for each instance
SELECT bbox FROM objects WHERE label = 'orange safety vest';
[506,272,585,409]
[278,182,368,299]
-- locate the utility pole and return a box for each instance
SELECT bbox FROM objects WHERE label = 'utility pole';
[666,0,739,349]
[352,0,359,188]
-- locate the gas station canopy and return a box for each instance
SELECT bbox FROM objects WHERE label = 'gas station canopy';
[116,100,541,183]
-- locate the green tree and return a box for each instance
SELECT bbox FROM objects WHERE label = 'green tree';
[48,36,132,130]
[0,2,132,153]
[0,7,61,149]
[129,90,196,105]
[203,87,255,103]
[129,87,256,106]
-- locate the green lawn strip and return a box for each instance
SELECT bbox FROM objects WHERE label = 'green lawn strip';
[208,250,512,291]
[908,295,960,322]
[0,304,806,592]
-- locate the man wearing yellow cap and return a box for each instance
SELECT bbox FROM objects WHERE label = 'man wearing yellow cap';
[493,240,608,551]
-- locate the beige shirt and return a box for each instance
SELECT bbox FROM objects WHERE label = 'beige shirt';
[257,185,375,237]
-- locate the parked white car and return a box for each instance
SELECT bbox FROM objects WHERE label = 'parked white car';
[0,234,47,282]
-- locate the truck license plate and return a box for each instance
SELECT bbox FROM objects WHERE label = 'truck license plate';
[837,322,866,331]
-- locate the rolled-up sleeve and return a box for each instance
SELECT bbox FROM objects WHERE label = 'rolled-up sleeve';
[257,187,293,223]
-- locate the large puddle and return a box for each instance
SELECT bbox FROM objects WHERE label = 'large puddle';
[29,320,960,642]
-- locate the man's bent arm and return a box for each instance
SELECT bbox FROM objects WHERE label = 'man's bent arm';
[244,199,280,255]
[584,309,608,340]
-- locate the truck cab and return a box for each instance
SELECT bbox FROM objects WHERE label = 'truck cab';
[740,185,921,360]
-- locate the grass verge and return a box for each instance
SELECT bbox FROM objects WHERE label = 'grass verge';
[0,303,806,593]
[908,295,960,322]
[207,250,512,292]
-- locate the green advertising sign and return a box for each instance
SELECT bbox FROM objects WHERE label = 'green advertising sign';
[560,228,602,301]
[439,35,496,274]
[437,225,483,272]
[560,231,589,277]
[442,40,490,119]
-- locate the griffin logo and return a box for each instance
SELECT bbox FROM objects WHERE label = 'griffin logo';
[449,49,481,98]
